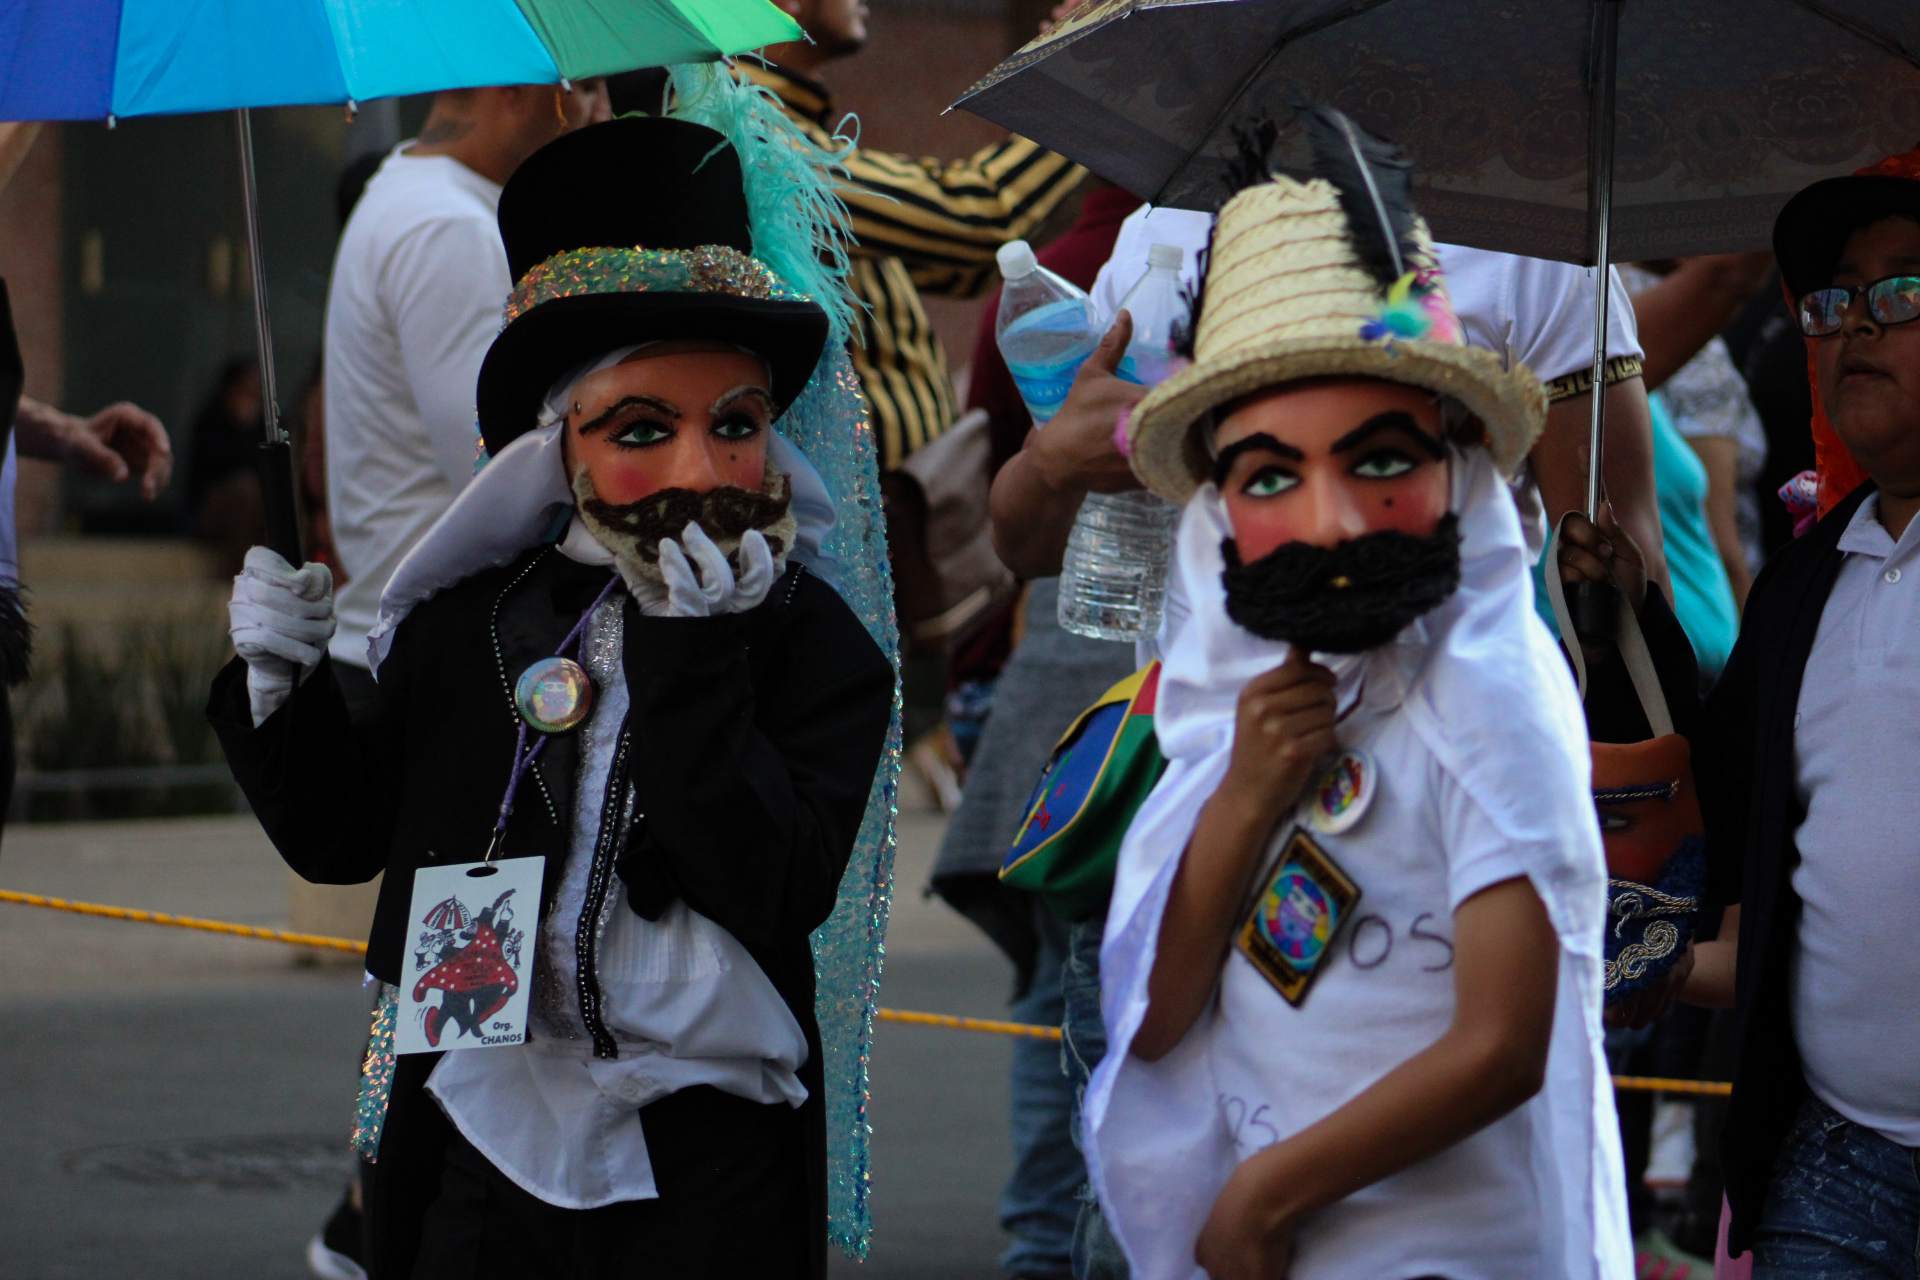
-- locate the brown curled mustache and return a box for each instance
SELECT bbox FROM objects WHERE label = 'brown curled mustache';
[577,472,792,564]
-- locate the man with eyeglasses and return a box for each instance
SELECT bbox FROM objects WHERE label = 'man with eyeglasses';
[1677,150,1920,1274]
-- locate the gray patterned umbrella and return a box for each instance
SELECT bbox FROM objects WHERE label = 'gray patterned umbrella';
[955,0,1919,562]
[954,0,1920,265]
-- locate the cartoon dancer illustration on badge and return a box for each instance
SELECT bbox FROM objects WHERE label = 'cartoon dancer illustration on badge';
[412,887,523,1048]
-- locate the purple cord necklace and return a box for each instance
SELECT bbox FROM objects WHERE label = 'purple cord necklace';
[485,575,621,863]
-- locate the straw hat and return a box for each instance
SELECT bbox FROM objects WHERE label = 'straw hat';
[1128,173,1546,503]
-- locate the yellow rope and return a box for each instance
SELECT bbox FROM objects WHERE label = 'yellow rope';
[0,889,1734,1093]
[874,1007,1063,1040]
[1611,1075,1732,1098]
[0,887,367,954]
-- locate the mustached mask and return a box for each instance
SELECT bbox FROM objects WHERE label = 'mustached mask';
[572,463,800,588]
[1219,512,1462,653]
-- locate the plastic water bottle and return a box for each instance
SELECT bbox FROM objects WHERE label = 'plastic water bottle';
[1114,242,1187,387]
[1055,244,1188,643]
[995,240,1098,424]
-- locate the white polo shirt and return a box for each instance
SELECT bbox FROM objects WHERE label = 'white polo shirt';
[1791,492,1920,1146]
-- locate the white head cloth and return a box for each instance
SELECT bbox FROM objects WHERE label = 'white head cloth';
[365,421,838,672]
[1083,446,1628,1280]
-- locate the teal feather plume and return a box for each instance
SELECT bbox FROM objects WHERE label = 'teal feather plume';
[666,62,858,349]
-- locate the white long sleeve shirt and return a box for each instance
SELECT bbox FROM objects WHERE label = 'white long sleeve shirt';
[324,147,509,668]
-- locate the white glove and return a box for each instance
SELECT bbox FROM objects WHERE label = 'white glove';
[654,522,775,618]
[228,546,335,726]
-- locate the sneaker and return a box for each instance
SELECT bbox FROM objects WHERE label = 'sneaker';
[1635,1227,1713,1280]
[306,1188,367,1280]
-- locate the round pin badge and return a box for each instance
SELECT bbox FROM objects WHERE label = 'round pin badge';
[515,656,594,733]
[1308,747,1376,835]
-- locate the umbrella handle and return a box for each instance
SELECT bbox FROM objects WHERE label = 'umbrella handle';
[1568,579,1617,646]
[259,439,303,566]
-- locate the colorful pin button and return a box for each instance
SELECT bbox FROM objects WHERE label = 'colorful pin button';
[515,656,594,733]
[1308,747,1376,835]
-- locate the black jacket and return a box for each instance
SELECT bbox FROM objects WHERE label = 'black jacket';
[210,548,892,1279]
[1696,482,1874,1255]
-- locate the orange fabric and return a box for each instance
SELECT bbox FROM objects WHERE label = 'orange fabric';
[1796,144,1920,517]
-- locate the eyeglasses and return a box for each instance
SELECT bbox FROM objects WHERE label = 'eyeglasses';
[1797,275,1920,337]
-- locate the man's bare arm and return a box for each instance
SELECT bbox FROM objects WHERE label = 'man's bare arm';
[1531,377,1669,595]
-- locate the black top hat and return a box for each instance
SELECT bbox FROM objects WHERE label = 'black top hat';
[475,115,829,457]
[1773,173,1920,300]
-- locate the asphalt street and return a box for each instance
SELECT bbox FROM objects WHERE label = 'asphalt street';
[0,796,1030,1280]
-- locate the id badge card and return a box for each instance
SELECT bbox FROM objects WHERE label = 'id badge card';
[396,856,541,1055]
[1236,829,1362,1008]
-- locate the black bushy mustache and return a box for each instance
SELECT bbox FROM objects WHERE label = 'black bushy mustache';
[580,475,791,563]
[1220,513,1462,653]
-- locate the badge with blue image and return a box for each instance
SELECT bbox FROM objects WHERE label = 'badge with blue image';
[1237,828,1362,1007]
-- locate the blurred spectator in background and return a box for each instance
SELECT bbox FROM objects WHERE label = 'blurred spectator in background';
[1627,258,1774,680]
[1724,279,1818,557]
[1629,256,1775,610]
[746,2,1086,639]
[322,78,608,726]
[185,355,265,577]
[932,180,1142,1280]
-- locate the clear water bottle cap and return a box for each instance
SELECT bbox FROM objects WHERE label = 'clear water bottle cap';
[997,240,1038,279]
[1147,243,1183,271]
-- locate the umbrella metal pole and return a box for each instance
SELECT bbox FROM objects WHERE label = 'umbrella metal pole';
[1572,0,1621,642]
[234,108,302,564]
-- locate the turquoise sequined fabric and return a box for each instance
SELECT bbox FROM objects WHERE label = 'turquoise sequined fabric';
[352,982,398,1160]
[777,346,901,1258]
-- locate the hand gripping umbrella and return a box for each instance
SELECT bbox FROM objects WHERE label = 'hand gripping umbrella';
[0,0,800,563]
[955,0,1920,632]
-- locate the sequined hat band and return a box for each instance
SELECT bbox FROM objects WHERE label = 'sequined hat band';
[504,244,808,326]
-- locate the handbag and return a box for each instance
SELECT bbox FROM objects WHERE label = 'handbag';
[1545,516,1707,998]
[999,661,1169,921]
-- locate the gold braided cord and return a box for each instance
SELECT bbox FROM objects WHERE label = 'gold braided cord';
[0,889,1732,1093]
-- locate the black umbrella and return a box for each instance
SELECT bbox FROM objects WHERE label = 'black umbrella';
[956,0,1919,627]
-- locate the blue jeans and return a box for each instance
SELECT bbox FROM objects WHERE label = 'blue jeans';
[1064,918,1129,1280]
[1753,1095,1920,1279]
[1002,913,1080,1277]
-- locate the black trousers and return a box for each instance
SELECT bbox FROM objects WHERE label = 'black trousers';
[411,1085,809,1280]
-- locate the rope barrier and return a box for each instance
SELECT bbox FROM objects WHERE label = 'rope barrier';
[0,888,1733,1094]
[0,887,365,953]
[874,1007,1062,1040]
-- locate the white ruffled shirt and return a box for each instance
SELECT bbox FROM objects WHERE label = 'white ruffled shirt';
[1085,450,1629,1280]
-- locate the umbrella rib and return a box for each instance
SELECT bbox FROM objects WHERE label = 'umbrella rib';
[1782,0,1920,67]
[1163,0,1404,206]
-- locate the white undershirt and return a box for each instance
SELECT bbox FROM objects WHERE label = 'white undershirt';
[426,543,808,1209]
[1790,493,1920,1146]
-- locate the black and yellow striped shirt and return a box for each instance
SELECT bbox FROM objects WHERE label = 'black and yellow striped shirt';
[743,61,1086,470]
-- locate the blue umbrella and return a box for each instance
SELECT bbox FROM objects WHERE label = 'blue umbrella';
[0,0,799,557]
